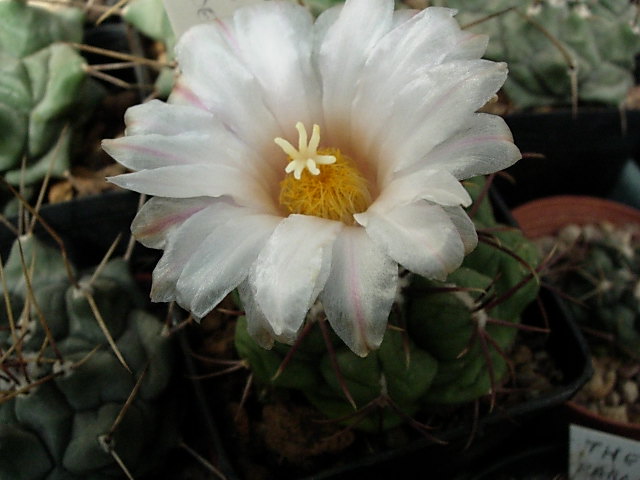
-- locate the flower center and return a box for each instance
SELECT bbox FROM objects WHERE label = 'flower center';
[275,123,372,225]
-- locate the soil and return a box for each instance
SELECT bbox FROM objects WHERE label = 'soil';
[571,350,640,425]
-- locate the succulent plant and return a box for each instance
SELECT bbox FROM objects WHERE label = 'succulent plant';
[235,176,541,432]
[122,0,177,98]
[0,0,105,187]
[427,0,640,109]
[541,221,640,360]
[0,234,179,479]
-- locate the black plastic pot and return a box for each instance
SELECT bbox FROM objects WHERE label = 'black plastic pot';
[499,109,640,208]
[455,442,567,480]
[0,190,151,268]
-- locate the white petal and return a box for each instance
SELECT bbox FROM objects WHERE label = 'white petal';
[312,3,342,54]
[356,202,465,280]
[176,213,281,318]
[320,226,398,357]
[352,8,486,163]
[417,113,521,179]
[107,165,277,212]
[123,100,216,136]
[375,169,472,211]
[377,60,508,178]
[131,196,214,249]
[443,206,478,255]
[150,201,240,303]
[237,280,276,348]
[232,3,322,132]
[102,132,248,171]
[250,215,342,340]
[174,23,281,158]
[318,0,394,145]
[392,8,418,27]
[444,31,489,62]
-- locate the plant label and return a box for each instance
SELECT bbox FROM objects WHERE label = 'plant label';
[569,424,640,480]
[162,0,265,38]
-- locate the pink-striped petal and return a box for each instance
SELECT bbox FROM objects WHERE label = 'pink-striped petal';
[320,226,398,357]
[131,196,214,249]
[124,100,216,137]
[419,113,521,179]
[173,23,281,163]
[375,60,508,180]
[102,133,246,171]
[107,165,277,212]
[150,201,240,303]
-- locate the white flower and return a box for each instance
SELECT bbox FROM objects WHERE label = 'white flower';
[103,0,520,357]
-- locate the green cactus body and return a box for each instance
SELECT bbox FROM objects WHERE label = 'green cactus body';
[122,0,177,98]
[0,1,105,186]
[428,0,640,108]
[550,223,640,359]
[0,235,178,479]
[235,177,541,432]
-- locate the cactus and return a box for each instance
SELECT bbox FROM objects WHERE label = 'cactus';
[235,177,541,432]
[541,222,640,360]
[0,234,179,479]
[0,0,105,186]
[122,0,177,98]
[427,0,640,109]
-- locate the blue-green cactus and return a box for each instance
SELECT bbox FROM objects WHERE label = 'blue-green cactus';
[0,1,105,186]
[0,235,178,479]
[428,0,640,109]
[544,222,640,360]
[122,0,177,98]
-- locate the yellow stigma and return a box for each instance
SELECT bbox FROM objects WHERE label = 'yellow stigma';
[275,123,372,224]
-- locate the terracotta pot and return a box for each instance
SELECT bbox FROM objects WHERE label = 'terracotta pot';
[512,195,640,238]
[512,195,640,441]
[565,399,640,442]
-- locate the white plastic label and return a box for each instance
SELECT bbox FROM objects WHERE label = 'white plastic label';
[569,424,640,480]
[162,0,265,38]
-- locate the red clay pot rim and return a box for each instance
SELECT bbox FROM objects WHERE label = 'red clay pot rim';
[565,400,640,440]
[511,195,640,239]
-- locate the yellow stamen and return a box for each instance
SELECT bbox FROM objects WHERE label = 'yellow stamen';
[275,123,371,224]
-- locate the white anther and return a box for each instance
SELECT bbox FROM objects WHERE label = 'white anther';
[275,122,336,180]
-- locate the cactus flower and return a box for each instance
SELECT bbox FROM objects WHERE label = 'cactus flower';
[103,0,520,356]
